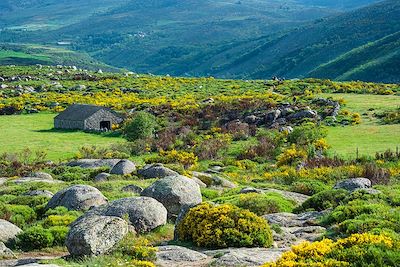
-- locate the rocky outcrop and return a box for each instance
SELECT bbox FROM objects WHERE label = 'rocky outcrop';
[264,211,327,248]
[67,159,121,169]
[0,220,22,243]
[137,163,178,179]
[66,215,128,256]
[46,185,107,211]
[156,246,208,267]
[334,178,372,192]
[86,197,167,233]
[205,248,286,267]
[110,160,136,175]
[141,175,202,217]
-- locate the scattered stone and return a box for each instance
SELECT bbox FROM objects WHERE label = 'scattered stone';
[0,219,22,243]
[23,190,54,198]
[137,163,178,179]
[287,109,318,121]
[67,159,121,169]
[66,215,128,256]
[355,188,382,195]
[211,176,237,188]
[0,241,14,258]
[239,187,263,194]
[264,211,326,228]
[334,178,372,192]
[46,185,107,211]
[94,172,111,182]
[141,175,202,217]
[156,245,208,266]
[110,159,136,175]
[30,172,53,180]
[13,177,62,184]
[86,197,167,233]
[121,184,144,194]
[205,248,286,267]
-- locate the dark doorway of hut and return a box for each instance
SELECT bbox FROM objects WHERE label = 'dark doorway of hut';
[100,121,111,131]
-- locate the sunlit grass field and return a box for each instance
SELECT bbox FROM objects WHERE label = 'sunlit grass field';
[322,93,400,158]
[0,113,124,161]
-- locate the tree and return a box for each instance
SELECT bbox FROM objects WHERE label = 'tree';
[123,111,157,142]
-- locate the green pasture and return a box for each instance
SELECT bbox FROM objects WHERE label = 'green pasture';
[322,93,400,157]
[0,113,124,161]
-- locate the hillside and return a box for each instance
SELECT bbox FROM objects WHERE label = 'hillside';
[309,31,400,83]
[207,0,400,81]
[0,0,381,78]
[0,43,119,71]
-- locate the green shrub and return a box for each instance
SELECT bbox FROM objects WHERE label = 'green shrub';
[176,203,273,248]
[290,179,329,196]
[0,204,36,227]
[213,192,295,215]
[17,226,54,250]
[115,234,157,262]
[48,226,69,246]
[123,112,157,141]
[9,195,50,207]
[43,214,78,227]
[295,189,349,212]
[287,122,327,147]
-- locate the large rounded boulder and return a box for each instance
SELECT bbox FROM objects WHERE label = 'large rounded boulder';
[88,197,167,233]
[110,159,136,175]
[141,175,202,217]
[137,163,178,179]
[0,219,22,243]
[66,215,128,256]
[46,185,107,211]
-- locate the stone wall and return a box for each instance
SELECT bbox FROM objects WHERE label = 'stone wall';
[54,119,85,130]
[84,109,123,131]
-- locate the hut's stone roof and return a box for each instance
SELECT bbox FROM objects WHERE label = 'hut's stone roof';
[54,104,120,121]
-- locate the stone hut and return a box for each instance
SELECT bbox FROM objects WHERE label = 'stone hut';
[54,104,124,131]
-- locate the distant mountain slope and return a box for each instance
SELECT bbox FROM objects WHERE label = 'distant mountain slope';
[0,43,118,71]
[0,0,380,77]
[207,0,400,80]
[308,31,400,83]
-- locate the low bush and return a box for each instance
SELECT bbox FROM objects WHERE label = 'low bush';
[262,233,400,267]
[43,214,78,227]
[290,179,329,196]
[176,203,273,248]
[0,204,36,227]
[17,226,54,250]
[213,192,295,215]
[123,111,158,142]
[48,226,69,246]
[295,189,349,212]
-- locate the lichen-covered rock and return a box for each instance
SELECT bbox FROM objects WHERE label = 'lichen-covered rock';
[110,159,136,175]
[0,177,7,186]
[205,248,285,267]
[13,177,62,184]
[66,215,128,256]
[334,178,372,192]
[30,172,53,180]
[141,175,202,217]
[23,190,54,198]
[0,241,14,258]
[156,245,208,266]
[46,185,107,211]
[0,219,22,243]
[137,163,178,179]
[67,159,121,169]
[86,197,167,233]
[94,172,111,182]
